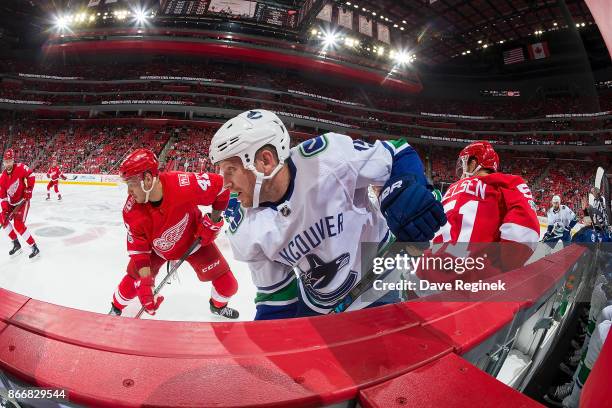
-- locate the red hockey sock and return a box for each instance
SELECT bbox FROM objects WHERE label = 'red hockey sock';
[113,275,138,310]
[6,229,18,241]
[211,298,227,308]
[210,271,238,307]
[13,221,35,246]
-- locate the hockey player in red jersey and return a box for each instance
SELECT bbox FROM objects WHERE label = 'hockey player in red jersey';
[416,141,540,286]
[109,148,239,319]
[0,149,40,258]
[435,141,540,247]
[46,159,67,201]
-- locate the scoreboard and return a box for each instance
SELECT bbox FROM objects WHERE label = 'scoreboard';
[480,90,521,97]
[160,0,297,29]
[161,0,209,16]
[254,4,297,28]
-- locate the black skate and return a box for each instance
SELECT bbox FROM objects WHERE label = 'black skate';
[46,195,50,201]
[9,240,21,256]
[58,195,62,201]
[210,299,239,319]
[109,304,122,316]
[29,244,40,259]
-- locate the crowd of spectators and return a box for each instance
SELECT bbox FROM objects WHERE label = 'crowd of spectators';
[426,145,608,215]
[2,59,611,128]
[1,115,607,218]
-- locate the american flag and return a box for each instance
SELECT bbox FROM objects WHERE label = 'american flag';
[503,47,525,65]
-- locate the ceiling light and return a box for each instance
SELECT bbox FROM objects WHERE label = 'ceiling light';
[54,15,69,30]
[394,51,412,64]
[133,8,148,24]
[477,40,482,44]
[322,30,339,48]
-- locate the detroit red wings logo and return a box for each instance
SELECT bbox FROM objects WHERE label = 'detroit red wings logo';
[153,214,190,253]
[7,180,19,197]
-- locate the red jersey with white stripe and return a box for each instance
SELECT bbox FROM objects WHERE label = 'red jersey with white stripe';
[416,173,541,282]
[0,163,35,209]
[123,171,229,270]
[434,173,540,245]
[47,166,66,181]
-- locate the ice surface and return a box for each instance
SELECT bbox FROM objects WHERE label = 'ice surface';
[0,183,257,322]
[0,183,554,322]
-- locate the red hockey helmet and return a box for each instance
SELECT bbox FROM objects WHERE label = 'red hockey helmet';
[456,141,499,179]
[3,148,14,162]
[119,148,159,181]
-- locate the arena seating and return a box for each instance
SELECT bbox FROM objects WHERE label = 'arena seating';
[2,59,611,129]
[2,114,605,219]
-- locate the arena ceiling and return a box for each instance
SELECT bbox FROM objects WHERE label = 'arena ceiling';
[0,0,606,69]
[327,0,598,65]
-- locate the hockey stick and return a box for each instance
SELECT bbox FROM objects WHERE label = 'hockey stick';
[596,167,611,227]
[595,167,604,191]
[589,167,610,231]
[329,238,428,314]
[134,237,201,319]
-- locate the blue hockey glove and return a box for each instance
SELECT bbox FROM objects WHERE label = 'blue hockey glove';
[380,174,447,242]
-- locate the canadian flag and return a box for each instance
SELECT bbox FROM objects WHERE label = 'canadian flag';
[528,42,550,59]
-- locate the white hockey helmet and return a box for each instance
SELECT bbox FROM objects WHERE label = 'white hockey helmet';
[551,195,561,204]
[210,109,290,208]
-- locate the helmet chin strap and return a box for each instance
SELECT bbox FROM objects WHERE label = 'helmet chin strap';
[250,163,284,208]
[460,156,482,179]
[140,177,158,204]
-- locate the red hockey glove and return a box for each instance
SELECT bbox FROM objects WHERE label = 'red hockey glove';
[23,189,32,201]
[0,211,8,228]
[135,275,164,315]
[196,214,223,246]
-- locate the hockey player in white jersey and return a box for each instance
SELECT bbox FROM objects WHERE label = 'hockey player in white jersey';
[543,195,578,246]
[210,109,446,319]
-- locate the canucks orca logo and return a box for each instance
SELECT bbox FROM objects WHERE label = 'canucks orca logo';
[298,253,358,307]
[224,196,244,233]
[247,110,263,120]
